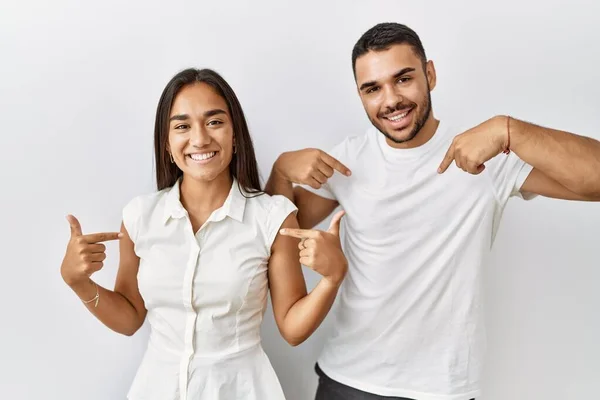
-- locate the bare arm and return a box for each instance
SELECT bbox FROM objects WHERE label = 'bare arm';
[268,213,346,346]
[63,218,147,336]
[264,165,295,203]
[294,186,339,229]
[265,149,349,229]
[509,117,600,200]
[518,168,599,201]
[438,116,600,201]
[265,171,338,229]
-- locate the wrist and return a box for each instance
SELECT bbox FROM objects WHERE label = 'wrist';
[321,276,343,290]
[69,277,94,296]
[324,261,348,288]
[506,116,525,152]
[494,115,524,154]
[273,154,291,182]
[491,115,510,152]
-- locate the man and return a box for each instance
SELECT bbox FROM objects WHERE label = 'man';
[266,23,600,400]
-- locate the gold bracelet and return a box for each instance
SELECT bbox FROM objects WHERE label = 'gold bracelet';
[82,281,100,308]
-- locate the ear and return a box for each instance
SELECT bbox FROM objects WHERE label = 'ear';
[165,140,174,162]
[425,60,437,91]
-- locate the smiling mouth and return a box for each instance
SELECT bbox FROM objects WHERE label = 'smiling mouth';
[187,151,217,161]
[384,108,413,122]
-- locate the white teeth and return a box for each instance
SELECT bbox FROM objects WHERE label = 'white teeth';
[189,152,216,161]
[388,111,409,121]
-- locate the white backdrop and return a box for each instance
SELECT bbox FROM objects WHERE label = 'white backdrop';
[1,1,599,399]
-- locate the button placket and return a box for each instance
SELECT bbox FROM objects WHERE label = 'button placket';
[178,215,201,400]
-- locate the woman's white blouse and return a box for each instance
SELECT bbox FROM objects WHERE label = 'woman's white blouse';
[123,178,297,400]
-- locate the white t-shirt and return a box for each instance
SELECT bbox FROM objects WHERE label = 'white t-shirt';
[302,121,534,400]
[123,178,296,400]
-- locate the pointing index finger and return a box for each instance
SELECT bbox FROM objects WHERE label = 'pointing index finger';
[320,152,351,177]
[82,232,123,243]
[279,228,320,239]
[438,143,456,174]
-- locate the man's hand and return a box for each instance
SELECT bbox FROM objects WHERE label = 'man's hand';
[438,116,509,174]
[274,149,351,189]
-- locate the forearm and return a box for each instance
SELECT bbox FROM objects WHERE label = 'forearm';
[280,278,341,346]
[71,279,145,336]
[509,117,600,196]
[265,157,295,202]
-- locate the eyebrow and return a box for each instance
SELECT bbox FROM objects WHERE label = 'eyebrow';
[358,67,416,91]
[169,109,227,122]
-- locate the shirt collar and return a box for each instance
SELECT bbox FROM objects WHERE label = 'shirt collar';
[162,177,247,224]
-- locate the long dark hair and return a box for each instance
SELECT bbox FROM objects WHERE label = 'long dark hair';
[154,68,262,193]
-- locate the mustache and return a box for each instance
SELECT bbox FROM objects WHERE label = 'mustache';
[378,102,416,119]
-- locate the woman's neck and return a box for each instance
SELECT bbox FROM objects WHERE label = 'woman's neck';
[179,172,233,229]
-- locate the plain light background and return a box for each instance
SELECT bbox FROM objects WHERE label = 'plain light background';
[1,0,599,399]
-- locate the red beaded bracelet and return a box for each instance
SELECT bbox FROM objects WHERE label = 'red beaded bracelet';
[503,116,511,154]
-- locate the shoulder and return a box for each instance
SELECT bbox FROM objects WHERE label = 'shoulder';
[123,189,169,216]
[122,188,170,239]
[244,192,298,250]
[245,192,297,221]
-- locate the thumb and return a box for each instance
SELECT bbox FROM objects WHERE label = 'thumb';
[66,214,83,237]
[327,210,346,236]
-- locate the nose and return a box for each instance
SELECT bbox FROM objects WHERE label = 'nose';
[382,85,403,112]
[189,125,211,147]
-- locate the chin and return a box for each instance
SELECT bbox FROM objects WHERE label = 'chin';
[388,130,413,142]
[380,126,418,145]
[186,167,230,183]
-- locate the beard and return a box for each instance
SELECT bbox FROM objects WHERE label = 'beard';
[370,88,432,144]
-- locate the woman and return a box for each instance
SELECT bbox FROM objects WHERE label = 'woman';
[60,68,348,399]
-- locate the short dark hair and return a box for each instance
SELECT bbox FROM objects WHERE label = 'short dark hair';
[352,23,427,77]
[154,68,261,193]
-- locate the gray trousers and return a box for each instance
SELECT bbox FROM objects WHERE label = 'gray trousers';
[314,363,475,400]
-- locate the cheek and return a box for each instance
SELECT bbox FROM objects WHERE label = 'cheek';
[408,83,429,107]
[221,128,235,152]
[361,97,379,117]
[212,129,234,161]
[168,132,185,152]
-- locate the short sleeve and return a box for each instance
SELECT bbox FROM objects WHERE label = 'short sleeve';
[487,151,536,205]
[265,195,298,249]
[122,196,141,244]
[297,140,348,201]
